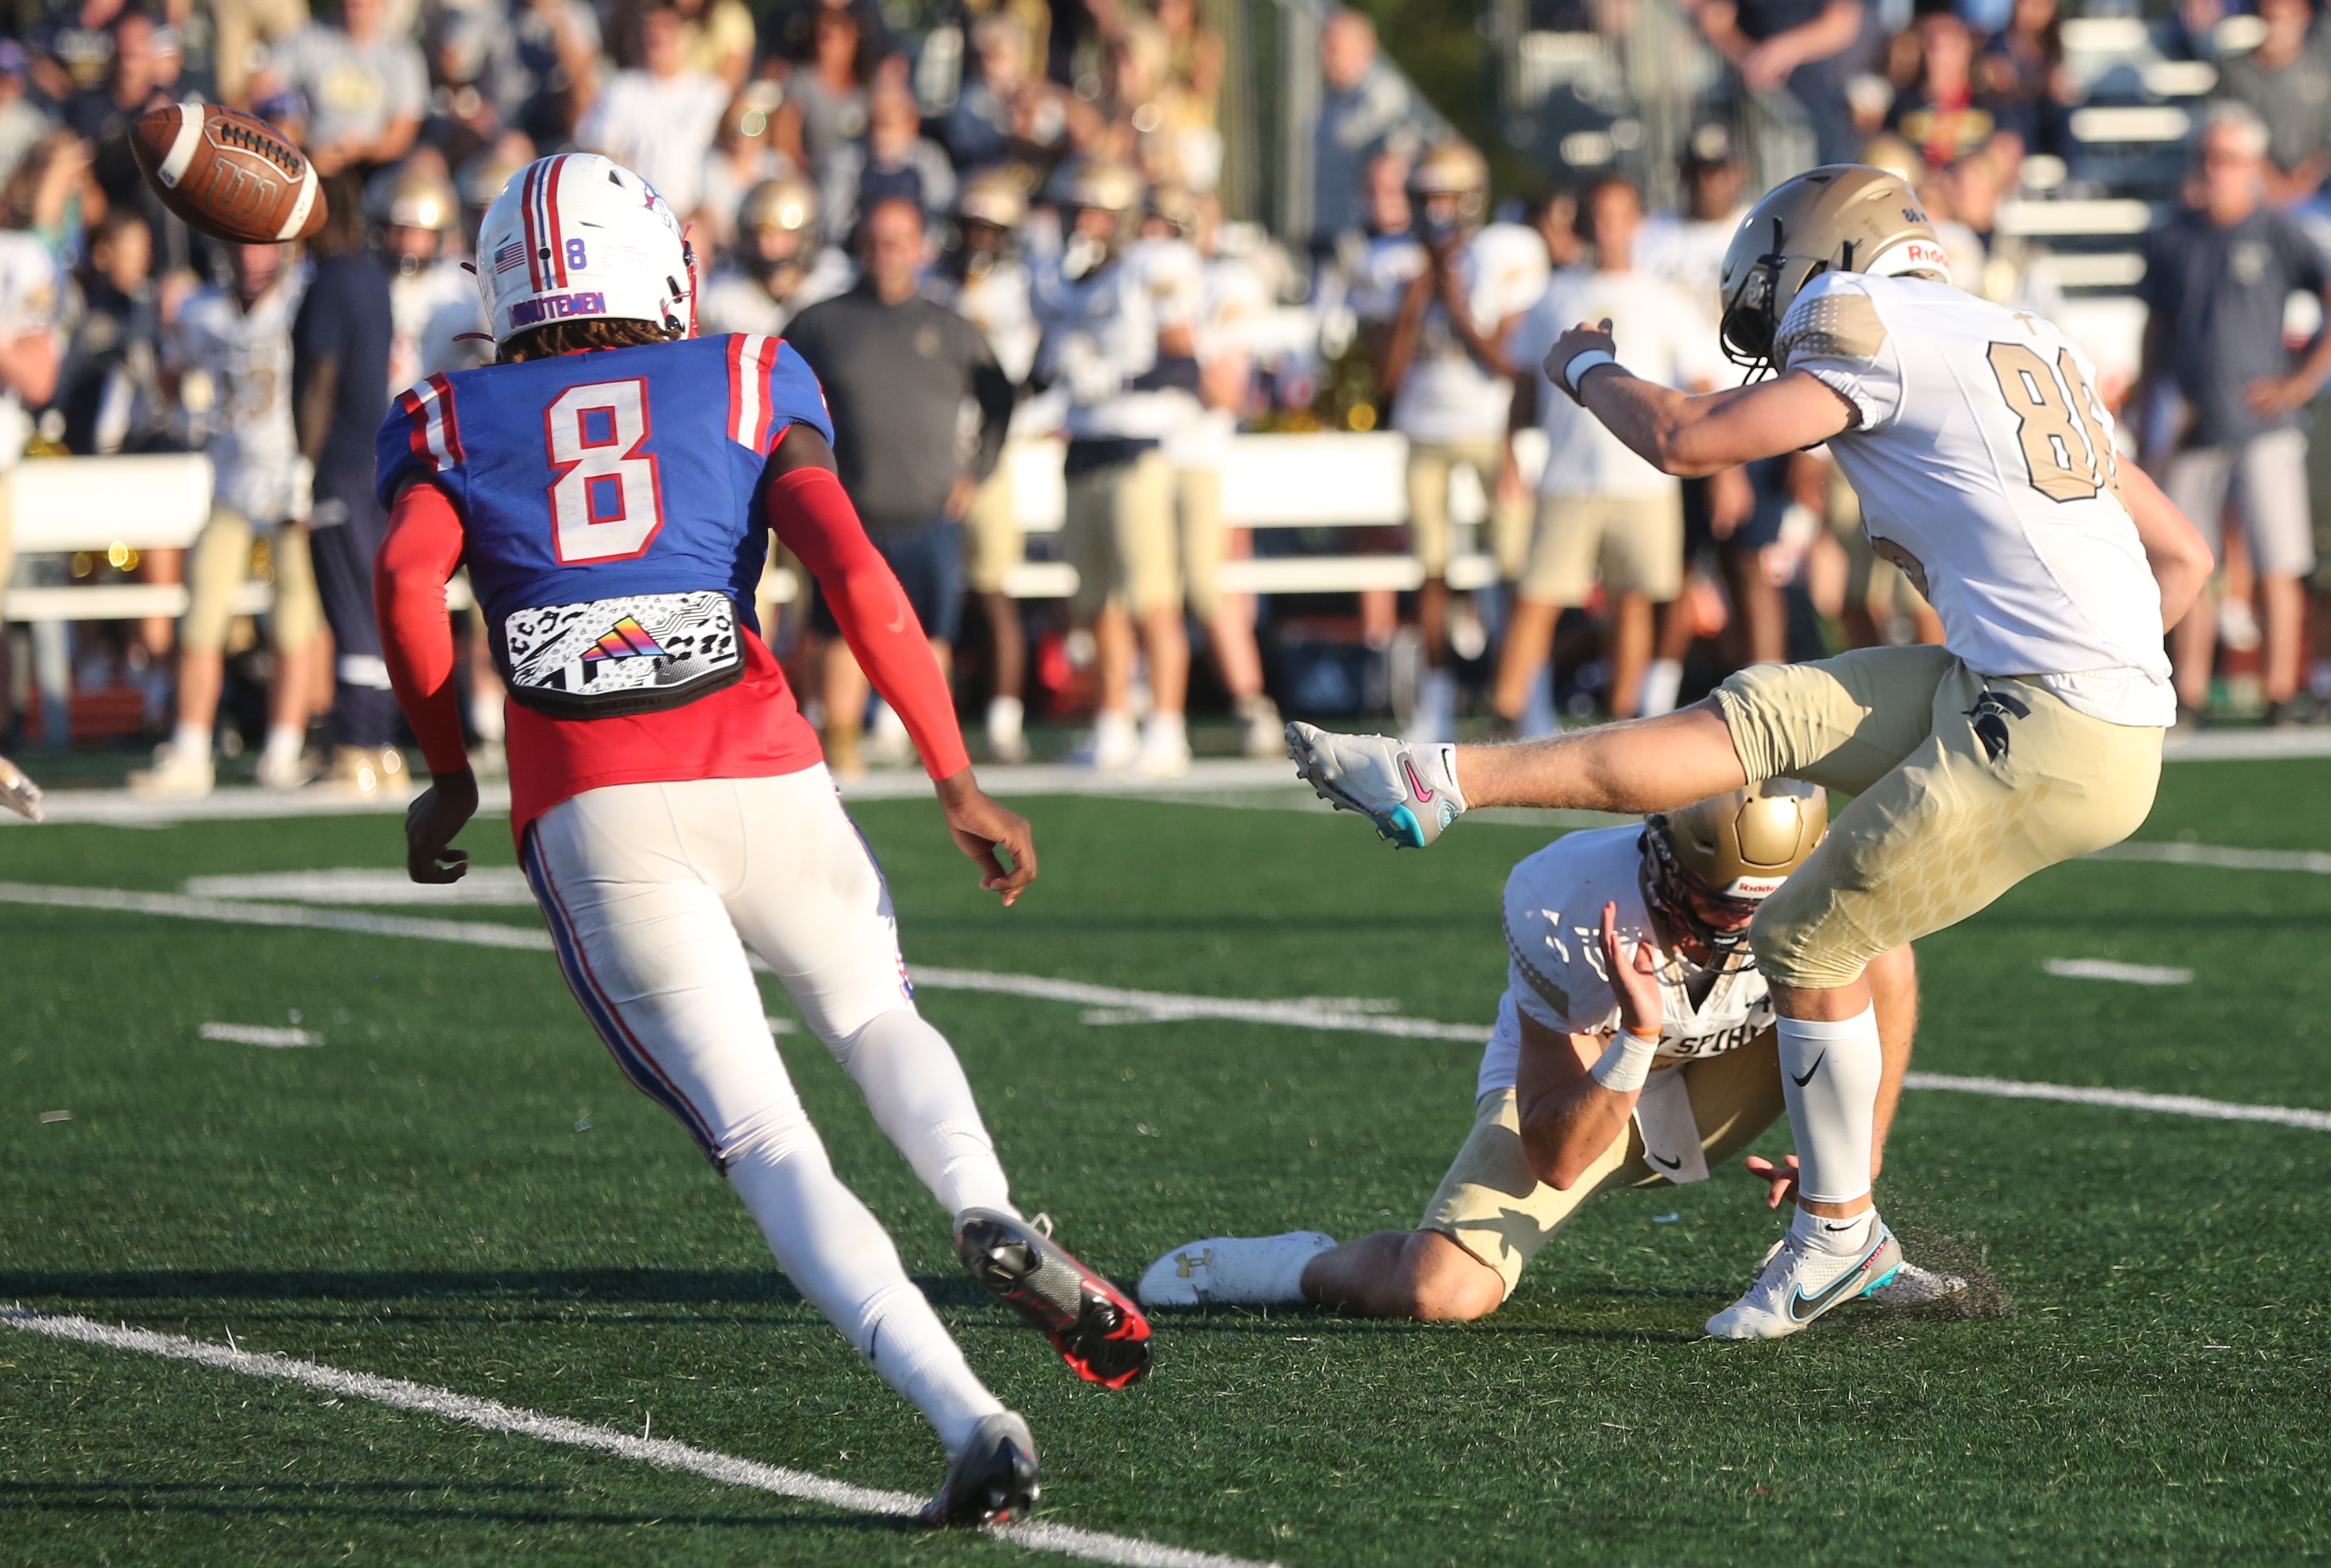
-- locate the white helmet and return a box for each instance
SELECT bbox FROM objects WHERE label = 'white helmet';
[476,153,694,346]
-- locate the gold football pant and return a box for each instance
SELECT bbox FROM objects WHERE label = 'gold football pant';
[1419,1032,1784,1297]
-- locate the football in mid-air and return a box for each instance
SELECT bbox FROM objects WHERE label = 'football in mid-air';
[130,102,326,246]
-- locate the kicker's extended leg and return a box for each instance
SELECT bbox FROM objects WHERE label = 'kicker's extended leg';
[830,1007,1015,1220]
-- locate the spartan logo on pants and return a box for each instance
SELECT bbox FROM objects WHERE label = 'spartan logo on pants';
[502,588,744,717]
[1965,686,2031,764]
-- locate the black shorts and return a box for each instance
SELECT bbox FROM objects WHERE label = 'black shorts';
[810,516,965,645]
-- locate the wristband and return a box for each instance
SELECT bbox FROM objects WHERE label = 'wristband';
[1564,349,1618,395]
[1588,1027,1660,1094]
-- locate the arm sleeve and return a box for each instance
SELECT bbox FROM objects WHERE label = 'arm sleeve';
[374,480,471,776]
[768,465,971,781]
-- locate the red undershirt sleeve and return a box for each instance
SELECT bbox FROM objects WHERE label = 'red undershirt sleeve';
[767,464,971,782]
[374,480,471,777]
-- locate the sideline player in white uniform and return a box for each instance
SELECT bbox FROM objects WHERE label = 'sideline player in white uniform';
[1140,785,1959,1318]
[0,220,59,815]
[134,242,324,798]
[697,176,853,338]
[378,154,1151,1525]
[372,163,486,391]
[1289,165,2215,1339]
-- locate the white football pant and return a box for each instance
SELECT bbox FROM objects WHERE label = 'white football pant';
[520,768,1014,1455]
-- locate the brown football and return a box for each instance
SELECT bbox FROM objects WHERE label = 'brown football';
[130,102,326,246]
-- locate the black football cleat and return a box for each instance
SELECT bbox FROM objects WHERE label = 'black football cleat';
[954,1208,1152,1389]
[920,1411,1040,1528]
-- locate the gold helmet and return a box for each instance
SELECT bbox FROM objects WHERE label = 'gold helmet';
[1407,140,1489,230]
[955,168,1028,231]
[1717,163,1949,371]
[1143,182,1198,235]
[1643,779,1828,952]
[740,176,819,241]
[366,164,457,232]
[1054,157,1143,215]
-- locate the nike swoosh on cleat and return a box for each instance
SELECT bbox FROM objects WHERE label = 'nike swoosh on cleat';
[1789,1051,1825,1087]
[1787,1242,1887,1322]
[1400,759,1434,802]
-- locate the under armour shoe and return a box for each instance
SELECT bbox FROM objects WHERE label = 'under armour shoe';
[1287,721,1466,848]
[1706,1217,1902,1341]
[920,1410,1040,1528]
[1137,1231,1336,1308]
[0,753,41,821]
[955,1209,1152,1389]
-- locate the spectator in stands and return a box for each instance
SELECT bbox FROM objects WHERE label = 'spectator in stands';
[509,0,602,148]
[419,5,515,173]
[821,80,956,242]
[0,45,54,195]
[675,0,757,90]
[209,0,309,109]
[2213,0,2331,205]
[2140,102,2331,724]
[264,0,426,176]
[1887,3,2026,169]
[932,170,1039,763]
[1034,157,1196,775]
[1356,140,1546,744]
[1689,0,1866,165]
[55,208,166,456]
[5,131,96,279]
[576,2,726,220]
[294,172,401,795]
[28,0,129,102]
[66,10,171,208]
[1311,10,1443,262]
[1976,0,2073,159]
[697,83,795,253]
[784,197,1015,775]
[0,195,61,749]
[1152,0,1226,127]
[699,174,852,334]
[1102,16,1220,195]
[1497,175,1719,732]
[134,239,320,798]
[946,16,1034,170]
[777,3,879,180]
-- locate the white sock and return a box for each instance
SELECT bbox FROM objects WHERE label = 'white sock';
[1776,1006,1882,1206]
[829,1008,1015,1219]
[1190,1232,1337,1304]
[171,720,208,758]
[985,694,1023,742]
[1641,657,1684,716]
[1790,1201,1877,1255]
[723,1101,1003,1456]
[261,723,303,766]
[1141,709,1186,747]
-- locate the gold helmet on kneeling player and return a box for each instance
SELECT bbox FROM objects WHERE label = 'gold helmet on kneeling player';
[1642,779,1827,955]
[1717,163,1950,374]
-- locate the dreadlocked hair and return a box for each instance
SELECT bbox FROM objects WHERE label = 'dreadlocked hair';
[498,318,683,363]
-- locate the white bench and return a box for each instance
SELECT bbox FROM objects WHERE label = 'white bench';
[3,453,217,623]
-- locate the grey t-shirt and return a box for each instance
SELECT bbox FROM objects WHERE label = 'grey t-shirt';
[272,25,427,151]
[781,284,1013,531]
[2142,205,2328,448]
[2216,50,2331,176]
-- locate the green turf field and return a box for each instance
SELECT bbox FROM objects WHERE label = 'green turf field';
[3,760,2328,1566]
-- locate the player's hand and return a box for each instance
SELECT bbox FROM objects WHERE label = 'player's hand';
[936,768,1037,905]
[943,473,977,520]
[2245,373,2319,418]
[1598,899,1662,1035]
[405,766,478,885]
[1744,1152,1799,1209]
[1545,319,1618,407]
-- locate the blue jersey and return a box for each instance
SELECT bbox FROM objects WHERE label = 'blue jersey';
[375,332,833,719]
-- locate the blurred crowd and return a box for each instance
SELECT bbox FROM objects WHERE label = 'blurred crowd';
[0,0,2326,797]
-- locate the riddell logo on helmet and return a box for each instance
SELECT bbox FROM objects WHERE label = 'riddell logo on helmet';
[509,291,609,327]
[1900,242,1946,267]
[1733,876,1785,897]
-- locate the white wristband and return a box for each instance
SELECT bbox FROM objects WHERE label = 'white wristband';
[1564,349,1618,395]
[1588,1029,1660,1094]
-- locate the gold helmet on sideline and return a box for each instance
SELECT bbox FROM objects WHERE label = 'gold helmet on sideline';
[740,176,820,242]
[956,168,1029,232]
[1642,779,1827,954]
[366,163,458,232]
[1716,163,1948,372]
[1407,140,1489,233]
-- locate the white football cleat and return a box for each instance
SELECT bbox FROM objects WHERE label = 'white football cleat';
[129,740,214,800]
[0,753,42,821]
[1067,711,1139,771]
[1287,721,1466,848]
[1133,713,1190,779]
[1137,1231,1336,1308]
[1235,694,1285,759]
[1706,1217,1902,1341]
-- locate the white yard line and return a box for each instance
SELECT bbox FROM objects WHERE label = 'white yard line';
[2086,841,2331,875]
[3,880,2328,1132]
[198,1021,324,1047]
[2043,958,2193,985]
[0,1307,1270,1568]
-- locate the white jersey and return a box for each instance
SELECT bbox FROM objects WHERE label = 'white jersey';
[937,256,1038,385]
[170,272,308,525]
[1478,825,1775,1099]
[1634,203,1750,390]
[1162,252,1270,469]
[697,250,853,338]
[0,230,61,471]
[1352,223,1549,443]
[1779,271,2174,726]
[1034,243,1199,442]
[388,258,486,393]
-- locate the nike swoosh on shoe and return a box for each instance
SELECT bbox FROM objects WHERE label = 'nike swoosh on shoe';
[1787,1239,1888,1322]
